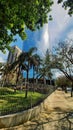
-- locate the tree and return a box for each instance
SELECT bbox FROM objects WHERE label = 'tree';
[0,0,73,52]
[38,63,47,84]
[0,0,53,52]
[58,0,73,16]
[31,54,41,82]
[44,49,52,82]
[37,49,52,85]
[23,47,38,98]
[0,63,11,86]
[52,40,73,96]
[8,47,40,98]
[56,75,71,91]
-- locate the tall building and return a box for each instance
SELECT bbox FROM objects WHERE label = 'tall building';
[7,46,22,64]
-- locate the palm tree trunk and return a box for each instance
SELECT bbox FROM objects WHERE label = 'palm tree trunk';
[16,66,20,85]
[15,65,20,92]
[36,77,38,84]
[25,69,29,98]
[71,82,73,97]
[36,66,39,84]
[3,75,7,86]
[33,65,35,83]
[44,77,46,85]
[50,79,51,85]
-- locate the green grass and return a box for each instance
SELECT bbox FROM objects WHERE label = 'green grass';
[0,87,46,115]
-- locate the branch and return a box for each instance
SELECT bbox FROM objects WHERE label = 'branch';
[57,66,73,82]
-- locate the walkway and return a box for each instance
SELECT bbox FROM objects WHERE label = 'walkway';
[1,90,73,130]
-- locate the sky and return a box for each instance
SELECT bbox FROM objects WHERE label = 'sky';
[0,0,73,78]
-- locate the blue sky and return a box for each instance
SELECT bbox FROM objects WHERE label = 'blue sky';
[0,1,73,78]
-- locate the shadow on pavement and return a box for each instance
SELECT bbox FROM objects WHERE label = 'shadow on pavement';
[23,111,73,130]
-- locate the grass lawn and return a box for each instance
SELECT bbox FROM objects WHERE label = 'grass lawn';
[0,87,46,115]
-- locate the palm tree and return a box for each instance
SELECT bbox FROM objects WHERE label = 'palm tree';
[8,47,40,98]
[23,47,39,98]
[30,54,41,83]
[38,63,47,85]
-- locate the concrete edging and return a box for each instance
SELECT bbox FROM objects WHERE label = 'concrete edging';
[0,96,49,129]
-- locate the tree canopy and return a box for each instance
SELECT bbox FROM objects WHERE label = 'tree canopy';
[52,40,73,82]
[37,49,52,82]
[0,0,53,52]
[56,75,71,88]
[0,0,73,52]
[52,39,73,96]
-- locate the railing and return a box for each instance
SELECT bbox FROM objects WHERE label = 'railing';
[0,84,56,116]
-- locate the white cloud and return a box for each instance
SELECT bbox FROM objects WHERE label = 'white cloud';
[36,24,50,57]
[67,30,73,39]
[49,0,73,47]
[51,0,70,29]
[36,0,73,54]
[52,69,64,79]
[55,71,64,78]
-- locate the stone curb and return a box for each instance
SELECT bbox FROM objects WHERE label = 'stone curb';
[0,97,48,129]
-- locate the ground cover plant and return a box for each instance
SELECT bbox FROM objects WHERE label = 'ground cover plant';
[0,87,46,116]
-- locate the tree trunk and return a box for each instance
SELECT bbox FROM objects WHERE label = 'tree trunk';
[16,66,20,85]
[25,69,29,98]
[36,77,38,84]
[2,77,5,87]
[71,82,73,97]
[4,75,7,86]
[33,65,35,83]
[44,77,46,85]
[50,79,51,85]
[36,67,38,85]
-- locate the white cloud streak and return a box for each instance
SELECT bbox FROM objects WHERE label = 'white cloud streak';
[36,24,50,57]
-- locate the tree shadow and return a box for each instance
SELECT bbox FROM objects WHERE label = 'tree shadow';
[23,111,73,130]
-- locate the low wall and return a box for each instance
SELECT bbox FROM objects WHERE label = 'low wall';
[0,95,49,129]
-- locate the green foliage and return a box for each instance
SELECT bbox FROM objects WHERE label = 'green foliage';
[0,87,45,115]
[52,39,73,83]
[0,0,53,52]
[0,87,14,95]
[39,49,52,79]
[56,76,71,87]
[0,0,73,52]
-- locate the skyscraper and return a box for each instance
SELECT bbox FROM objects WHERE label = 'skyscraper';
[7,46,22,64]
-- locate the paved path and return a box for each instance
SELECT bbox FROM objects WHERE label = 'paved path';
[2,90,73,130]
